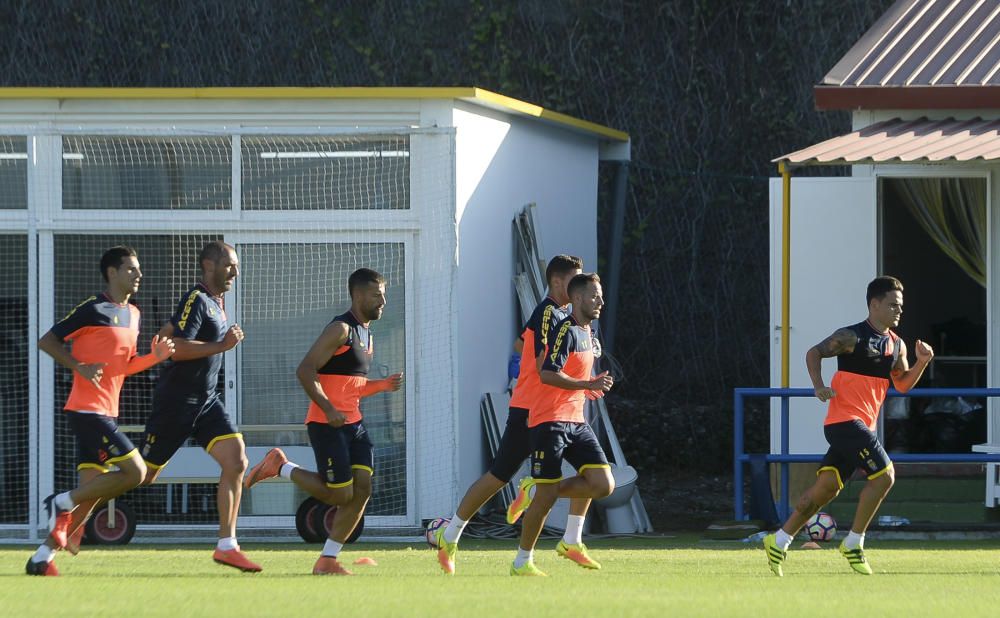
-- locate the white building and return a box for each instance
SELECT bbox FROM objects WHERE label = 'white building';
[0,87,629,539]
[770,0,999,496]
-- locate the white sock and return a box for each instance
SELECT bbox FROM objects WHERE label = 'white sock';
[32,544,54,563]
[443,515,468,544]
[322,538,344,558]
[216,537,238,551]
[563,514,585,545]
[844,531,865,550]
[775,529,793,550]
[55,492,75,511]
[513,547,533,568]
[279,462,299,479]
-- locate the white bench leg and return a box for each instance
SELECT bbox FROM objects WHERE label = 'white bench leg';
[988,463,1000,508]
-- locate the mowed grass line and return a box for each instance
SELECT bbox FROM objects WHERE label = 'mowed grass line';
[1,537,999,617]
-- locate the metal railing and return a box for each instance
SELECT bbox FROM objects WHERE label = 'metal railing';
[733,387,1000,520]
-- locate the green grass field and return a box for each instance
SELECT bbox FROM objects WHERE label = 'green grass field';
[2,537,999,617]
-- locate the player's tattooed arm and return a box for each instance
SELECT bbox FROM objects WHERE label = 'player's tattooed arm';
[805,328,857,402]
[813,328,858,358]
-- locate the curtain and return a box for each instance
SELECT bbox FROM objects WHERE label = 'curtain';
[891,177,987,288]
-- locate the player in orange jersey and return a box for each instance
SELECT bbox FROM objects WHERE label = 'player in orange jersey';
[764,276,933,576]
[507,273,615,576]
[27,246,174,576]
[244,268,402,575]
[432,255,601,575]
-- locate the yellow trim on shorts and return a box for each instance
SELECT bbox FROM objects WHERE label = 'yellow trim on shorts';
[326,478,354,489]
[104,448,139,466]
[143,459,166,470]
[577,463,610,473]
[867,462,893,481]
[532,477,562,484]
[817,466,844,491]
[206,432,242,453]
[351,464,373,475]
[77,462,110,473]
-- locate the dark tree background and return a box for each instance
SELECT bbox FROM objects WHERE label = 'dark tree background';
[0,0,895,491]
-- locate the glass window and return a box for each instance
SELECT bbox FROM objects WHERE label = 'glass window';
[241,135,409,210]
[0,234,27,523]
[0,137,27,210]
[238,242,407,515]
[62,136,231,210]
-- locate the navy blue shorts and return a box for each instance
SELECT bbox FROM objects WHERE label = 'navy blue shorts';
[140,391,239,468]
[820,419,892,489]
[488,407,530,482]
[66,411,137,472]
[529,421,608,482]
[307,420,375,488]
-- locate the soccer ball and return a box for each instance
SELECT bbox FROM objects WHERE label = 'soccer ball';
[425,517,450,548]
[804,512,837,541]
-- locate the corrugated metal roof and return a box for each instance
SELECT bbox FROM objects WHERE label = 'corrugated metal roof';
[774,117,1000,165]
[824,0,1000,87]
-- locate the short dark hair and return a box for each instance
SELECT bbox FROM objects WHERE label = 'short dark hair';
[867,276,903,306]
[567,272,601,298]
[99,246,137,282]
[198,240,234,272]
[348,268,386,295]
[545,254,584,284]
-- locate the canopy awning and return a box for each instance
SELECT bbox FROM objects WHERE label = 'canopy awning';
[774,117,1000,166]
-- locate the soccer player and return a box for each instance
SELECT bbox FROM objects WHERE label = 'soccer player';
[244,268,403,575]
[27,246,175,576]
[138,241,260,572]
[434,255,602,575]
[507,273,615,576]
[763,276,933,576]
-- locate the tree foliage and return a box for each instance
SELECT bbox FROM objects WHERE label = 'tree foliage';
[0,0,896,472]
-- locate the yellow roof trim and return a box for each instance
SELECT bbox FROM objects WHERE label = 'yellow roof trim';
[0,86,629,142]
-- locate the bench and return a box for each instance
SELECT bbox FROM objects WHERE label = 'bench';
[972,444,1000,507]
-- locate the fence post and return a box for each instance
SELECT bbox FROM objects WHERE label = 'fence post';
[734,389,745,519]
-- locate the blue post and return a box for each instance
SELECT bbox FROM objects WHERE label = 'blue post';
[780,395,790,520]
[734,390,745,520]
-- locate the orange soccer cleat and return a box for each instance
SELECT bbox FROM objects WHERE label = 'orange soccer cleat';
[244,448,288,490]
[312,555,353,575]
[213,548,263,572]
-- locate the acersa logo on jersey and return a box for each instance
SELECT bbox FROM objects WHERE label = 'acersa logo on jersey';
[864,335,894,363]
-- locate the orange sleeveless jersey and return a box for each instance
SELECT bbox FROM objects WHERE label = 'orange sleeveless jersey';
[529,316,595,427]
[509,298,566,410]
[823,320,900,431]
[51,295,141,418]
[305,311,372,425]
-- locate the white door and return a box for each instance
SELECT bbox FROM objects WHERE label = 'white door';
[769,177,877,454]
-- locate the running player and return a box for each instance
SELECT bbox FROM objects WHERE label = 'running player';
[27,246,175,576]
[764,276,933,576]
[138,241,261,572]
[433,255,603,575]
[507,273,615,576]
[244,268,403,575]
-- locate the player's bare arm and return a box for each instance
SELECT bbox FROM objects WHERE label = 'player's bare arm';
[890,338,934,392]
[296,320,350,427]
[540,368,614,392]
[156,322,244,361]
[806,328,858,401]
[38,330,105,388]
